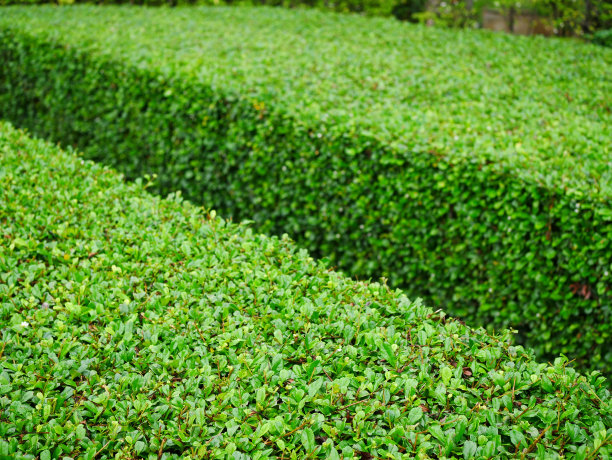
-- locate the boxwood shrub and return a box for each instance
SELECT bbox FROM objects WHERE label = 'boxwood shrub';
[0,6,610,377]
[1,121,611,458]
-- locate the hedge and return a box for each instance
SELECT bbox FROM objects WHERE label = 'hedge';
[0,0,398,18]
[0,6,611,378]
[0,120,610,458]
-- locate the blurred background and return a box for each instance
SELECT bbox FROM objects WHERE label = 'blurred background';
[2,0,610,46]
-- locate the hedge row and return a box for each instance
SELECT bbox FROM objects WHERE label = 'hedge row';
[0,6,611,378]
[0,0,398,18]
[1,120,611,458]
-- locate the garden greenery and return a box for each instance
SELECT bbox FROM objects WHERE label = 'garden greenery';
[1,121,610,458]
[1,0,611,40]
[0,0,399,16]
[0,5,610,378]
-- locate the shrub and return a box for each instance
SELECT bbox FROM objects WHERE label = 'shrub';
[0,5,611,378]
[0,0,399,17]
[391,0,427,22]
[591,27,612,45]
[1,120,611,458]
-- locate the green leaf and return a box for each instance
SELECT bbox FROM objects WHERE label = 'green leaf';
[329,446,340,460]
[301,427,315,453]
[12,237,28,248]
[306,360,320,380]
[454,418,467,443]
[440,366,452,386]
[256,387,266,406]
[381,343,397,367]
[225,442,237,455]
[509,430,525,448]
[463,440,478,459]
[408,407,423,425]
[134,441,145,454]
[308,378,324,399]
[429,424,446,444]
[75,424,86,440]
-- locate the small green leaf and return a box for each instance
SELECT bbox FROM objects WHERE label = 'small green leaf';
[509,430,525,447]
[306,360,320,380]
[429,424,446,444]
[75,424,86,440]
[135,441,146,454]
[256,387,266,405]
[13,237,28,248]
[463,440,478,459]
[301,427,315,453]
[440,366,452,385]
[381,343,397,367]
[225,442,237,455]
[308,378,324,399]
[408,407,423,425]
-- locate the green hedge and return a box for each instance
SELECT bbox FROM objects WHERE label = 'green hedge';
[0,6,611,378]
[0,0,398,17]
[1,120,611,458]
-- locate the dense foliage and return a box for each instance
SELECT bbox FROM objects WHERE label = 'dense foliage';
[1,0,611,41]
[0,0,399,16]
[1,121,611,458]
[591,26,612,45]
[0,6,611,378]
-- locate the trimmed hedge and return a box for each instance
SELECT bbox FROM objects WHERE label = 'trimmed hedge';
[1,120,611,458]
[0,6,611,378]
[0,0,398,17]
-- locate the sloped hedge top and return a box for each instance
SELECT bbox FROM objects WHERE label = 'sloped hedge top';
[1,5,611,199]
[1,121,610,458]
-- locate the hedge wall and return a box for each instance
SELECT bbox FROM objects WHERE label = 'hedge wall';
[1,120,611,458]
[0,6,611,378]
[0,0,398,17]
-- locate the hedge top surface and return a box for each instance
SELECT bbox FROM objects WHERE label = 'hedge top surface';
[1,5,611,199]
[1,121,611,458]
